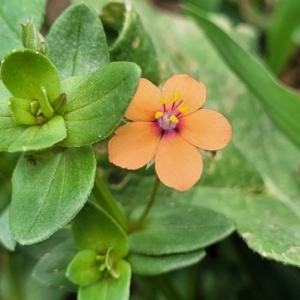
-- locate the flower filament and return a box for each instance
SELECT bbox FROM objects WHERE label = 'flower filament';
[155,91,189,131]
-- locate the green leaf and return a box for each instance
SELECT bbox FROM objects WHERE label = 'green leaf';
[266,0,300,74]
[47,3,109,80]
[128,249,205,275]
[0,206,16,251]
[10,145,96,244]
[0,80,27,151]
[101,2,160,84]
[72,202,128,258]
[8,115,67,152]
[1,49,61,102]
[129,203,234,255]
[33,238,77,291]
[190,187,300,267]
[78,259,131,300]
[67,249,102,286]
[69,253,98,283]
[59,62,141,147]
[184,4,300,150]
[0,0,47,59]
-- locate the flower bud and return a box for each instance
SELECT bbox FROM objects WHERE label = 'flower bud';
[39,86,54,119]
[52,92,67,115]
[21,19,48,55]
[9,97,36,125]
[30,100,40,115]
[36,115,48,125]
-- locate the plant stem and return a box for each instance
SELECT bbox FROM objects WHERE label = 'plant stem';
[131,175,160,231]
[92,171,127,232]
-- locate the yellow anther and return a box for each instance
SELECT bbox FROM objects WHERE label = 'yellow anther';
[169,115,179,123]
[173,91,179,102]
[155,111,163,119]
[159,98,168,105]
[179,106,189,113]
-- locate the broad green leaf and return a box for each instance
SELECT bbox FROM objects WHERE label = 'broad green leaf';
[32,238,77,291]
[128,249,205,275]
[0,0,47,59]
[1,49,60,102]
[0,206,16,251]
[78,259,131,300]
[129,203,234,255]
[0,80,27,151]
[59,62,141,147]
[101,2,160,84]
[266,0,300,74]
[10,145,96,244]
[67,249,102,286]
[72,202,128,258]
[47,3,109,80]
[8,115,67,152]
[190,187,300,267]
[184,3,300,150]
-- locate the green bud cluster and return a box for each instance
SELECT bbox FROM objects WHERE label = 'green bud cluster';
[67,247,120,287]
[8,90,67,125]
[96,247,120,279]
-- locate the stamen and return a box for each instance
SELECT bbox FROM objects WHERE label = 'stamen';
[173,99,184,110]
[173,91,179,102]
[169,115,179,123]
[159,98,168,105]
[179,106,189,113]
[155,111,163,119]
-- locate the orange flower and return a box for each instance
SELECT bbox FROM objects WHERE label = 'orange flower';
[108,74,232,191]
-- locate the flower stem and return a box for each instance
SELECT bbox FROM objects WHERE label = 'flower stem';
[92,170,127,232]
[132,175,160,231]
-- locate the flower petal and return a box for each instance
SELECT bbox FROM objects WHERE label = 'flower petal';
[125,78,162,121]
[108,122,161,169]
[179,109,232,150]
[155,131,203,191]
[161,74,206,114]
